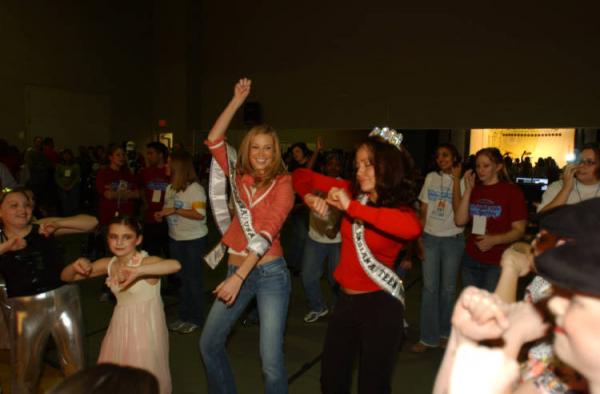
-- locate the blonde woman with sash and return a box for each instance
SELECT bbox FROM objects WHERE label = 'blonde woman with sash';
[293,128,422,393]
[199,79,294,394]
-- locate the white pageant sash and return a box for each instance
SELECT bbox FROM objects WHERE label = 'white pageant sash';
[352,195,405,305]
[204,143,270,269]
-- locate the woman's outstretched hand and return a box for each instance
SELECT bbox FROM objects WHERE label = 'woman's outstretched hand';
[304,193,330,217]
[452,286,509,342]
[0,237,26,254]
[326,187,351,211]
[232,78,252,105]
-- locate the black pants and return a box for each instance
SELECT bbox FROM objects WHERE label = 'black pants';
[321,291,404,394]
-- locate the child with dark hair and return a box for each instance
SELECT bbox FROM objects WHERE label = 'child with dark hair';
[61,216,180,394]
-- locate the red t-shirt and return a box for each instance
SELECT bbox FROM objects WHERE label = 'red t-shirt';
[293,168,422,292]
[96,167,138,225]
[465,181,528,265]
[138,165,169,224]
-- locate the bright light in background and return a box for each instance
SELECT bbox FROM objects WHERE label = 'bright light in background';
[470,128,575,167]
[565,152,576,163]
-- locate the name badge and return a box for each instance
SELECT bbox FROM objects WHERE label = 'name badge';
[151,189,162,203]
[472,215,487,235]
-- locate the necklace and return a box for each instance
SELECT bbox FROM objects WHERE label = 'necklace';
[574,180,600,202]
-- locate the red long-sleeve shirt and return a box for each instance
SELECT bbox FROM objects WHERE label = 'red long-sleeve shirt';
[293,168,422,292]
[205,137,294,258]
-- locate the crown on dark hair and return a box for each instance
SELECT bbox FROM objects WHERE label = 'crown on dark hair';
[369,127,403,151]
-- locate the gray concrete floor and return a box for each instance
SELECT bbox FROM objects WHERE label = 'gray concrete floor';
[52,224,444,394]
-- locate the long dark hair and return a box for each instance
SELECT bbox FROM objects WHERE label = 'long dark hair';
[350,138,417,208]
[108,216,143,237]
[433,143,461,172]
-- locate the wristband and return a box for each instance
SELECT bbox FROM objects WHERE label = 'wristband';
[234,271,246,282]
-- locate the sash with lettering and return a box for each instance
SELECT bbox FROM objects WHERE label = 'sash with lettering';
[204,143,271,268]
[352,195,406,305]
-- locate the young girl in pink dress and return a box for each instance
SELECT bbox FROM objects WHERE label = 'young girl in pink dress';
[61,216,181,394]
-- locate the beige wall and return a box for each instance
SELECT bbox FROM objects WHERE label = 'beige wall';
[0,1,153,150]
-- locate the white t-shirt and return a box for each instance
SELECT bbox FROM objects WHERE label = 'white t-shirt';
[308,210,341,243]
[538,179,600,211]
[418,171,465,237]
[164,182,208,241]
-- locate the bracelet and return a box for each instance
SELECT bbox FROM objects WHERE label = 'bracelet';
[234,271,246,282]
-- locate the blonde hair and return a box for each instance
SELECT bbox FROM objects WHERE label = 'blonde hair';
[236,124,287,186]
[476,147,511,183]
[169,151,199,192]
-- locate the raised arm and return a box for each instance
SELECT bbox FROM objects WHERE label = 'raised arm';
[451,164,463,212]
[207,78,251,143]
[454,169,475,226]
[305,136,322,170]
[537,165,576,214]
[37,214,98,237]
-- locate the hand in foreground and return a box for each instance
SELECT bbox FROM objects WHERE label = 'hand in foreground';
[118,266,141,290]
[72,257,93,277]
[233,78,252,104]
[451,163,462,180]
[154,208,174,222]
[463,169,476,191]
[452,286,509,342]
[213,274,243,306]
[39,221,59,237]
[304,193,329,217]
[500,243,534,277]
[399,257,412,271]
[475,234,497,252]
[562,164,578,190]
[503,301,548,349]
[0,237,27,253]
[326,187,351,211]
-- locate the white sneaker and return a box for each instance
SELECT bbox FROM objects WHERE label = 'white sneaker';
[168,320,185,331]
[177,322,199,334]
[304,308,329,323]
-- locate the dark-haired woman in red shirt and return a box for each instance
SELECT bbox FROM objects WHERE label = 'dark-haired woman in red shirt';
[293,128,422,394]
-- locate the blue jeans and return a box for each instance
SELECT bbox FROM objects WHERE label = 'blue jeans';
[301,238,340,312]
[199,258,291,394]
[419,233,464,346]
[169,236,207,326]
[461,252,501,292]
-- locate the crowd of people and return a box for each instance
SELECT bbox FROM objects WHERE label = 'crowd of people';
[0,78,600,394]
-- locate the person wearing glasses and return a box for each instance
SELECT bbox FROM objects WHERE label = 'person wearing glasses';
[538,143,600,213]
